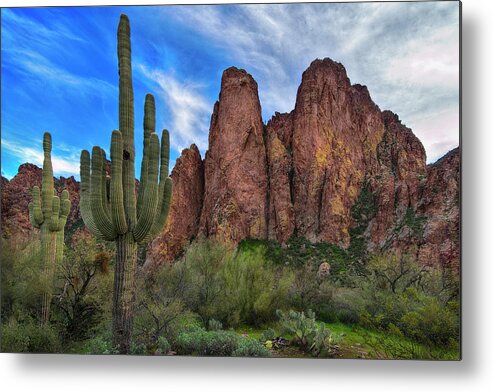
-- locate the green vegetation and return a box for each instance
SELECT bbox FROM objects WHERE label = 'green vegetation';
[1,233,460,358]
[1,231,459,359]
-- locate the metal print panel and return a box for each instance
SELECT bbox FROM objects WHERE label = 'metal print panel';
[0,1,461,359]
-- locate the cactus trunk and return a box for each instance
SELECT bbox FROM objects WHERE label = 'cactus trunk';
[79,14,172,353]
[112,233,137,352]
[40,228,56,324]
[29,132,71,324]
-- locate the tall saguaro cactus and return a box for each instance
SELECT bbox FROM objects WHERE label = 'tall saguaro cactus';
[28,132,71,324]
[79,14,172,353]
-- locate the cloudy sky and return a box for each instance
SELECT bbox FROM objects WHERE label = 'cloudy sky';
[1,2,459,180]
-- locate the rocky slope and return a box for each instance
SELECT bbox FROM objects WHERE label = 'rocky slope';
[147,144,204,263]
[1,58,460,270]
[1,163,82,240]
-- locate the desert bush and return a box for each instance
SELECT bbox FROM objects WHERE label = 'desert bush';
[1,319,61,353]
[174,328,239,356]
[1,238,44,321]
[399,297,460,347]
[54,229,113,342]
[156,336,171,355]
[175,239,232,324]
[219,248,293,327]
[261,328,276,342]
[208,319,223,331]
[134,263,187,350]
[355,255,460,348]
[232,337,271,357]
[83,332,118,354]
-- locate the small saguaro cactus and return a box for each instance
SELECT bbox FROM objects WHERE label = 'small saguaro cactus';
[79,14,172,353]
[28,132,71,324]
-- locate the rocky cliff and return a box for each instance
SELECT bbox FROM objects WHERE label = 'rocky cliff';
[147,144,204,263]
[1,58,460,270]
[198,67,269,242]
[153,58,459,269]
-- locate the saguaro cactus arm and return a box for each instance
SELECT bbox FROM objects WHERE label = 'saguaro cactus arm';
[59,190,71,229]
[110,130,128,235]
[29,186,44,228]
[137,94,155,217]
[80,150,104,239]
[144,129,172,242]
[133,132,159,243]
[41,133,54,219]
[49,196,60,231]
[90,146,117,240]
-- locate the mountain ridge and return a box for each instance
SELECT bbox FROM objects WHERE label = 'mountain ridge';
[1,58,460,270]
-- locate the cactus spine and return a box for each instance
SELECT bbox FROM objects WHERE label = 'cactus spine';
[79,14,172,353]
[28,132,71,324]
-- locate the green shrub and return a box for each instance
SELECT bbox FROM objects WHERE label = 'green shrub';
[156,336,171,355]
[233,337,271,357]
[335,307,359,325]
[208,319,223,331]
[83,334,118,354]
[134,266,186,348]
[219,248,293,327]
[355,255,460,348]
[1,319,61,353]
[399,298,460,347]
[175,329,239,356]
[54,229,113,343]
[1,238,44,321]
[174,239,232,324]
[261,328,276,341]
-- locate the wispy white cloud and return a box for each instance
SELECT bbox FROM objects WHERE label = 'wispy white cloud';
[137,64,211,153]
[386,25,459,90]
[1,8,86,46]
[1,9,117,97]
[167,2,459,163]
[2,138,80,178]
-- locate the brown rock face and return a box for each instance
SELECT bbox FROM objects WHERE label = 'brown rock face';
[1,163,82,240]
[199,67,268,242]
[291,59,384,245]
[418,148,460,270]
[266,112,295,242]
[147,144,204,263]
[367,111,428,251]
[1,164,43,238]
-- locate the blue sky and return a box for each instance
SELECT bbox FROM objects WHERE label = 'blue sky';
[1,2,459,180]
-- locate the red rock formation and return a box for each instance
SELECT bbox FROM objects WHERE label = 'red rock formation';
[266,112,295,242]
[199,67,268,242]
[418,148,460,270]
[1,164,81,240]
[1,164,43,238]
[367,111,427,251]
[147,144,204,263]
[291,59,384,246]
